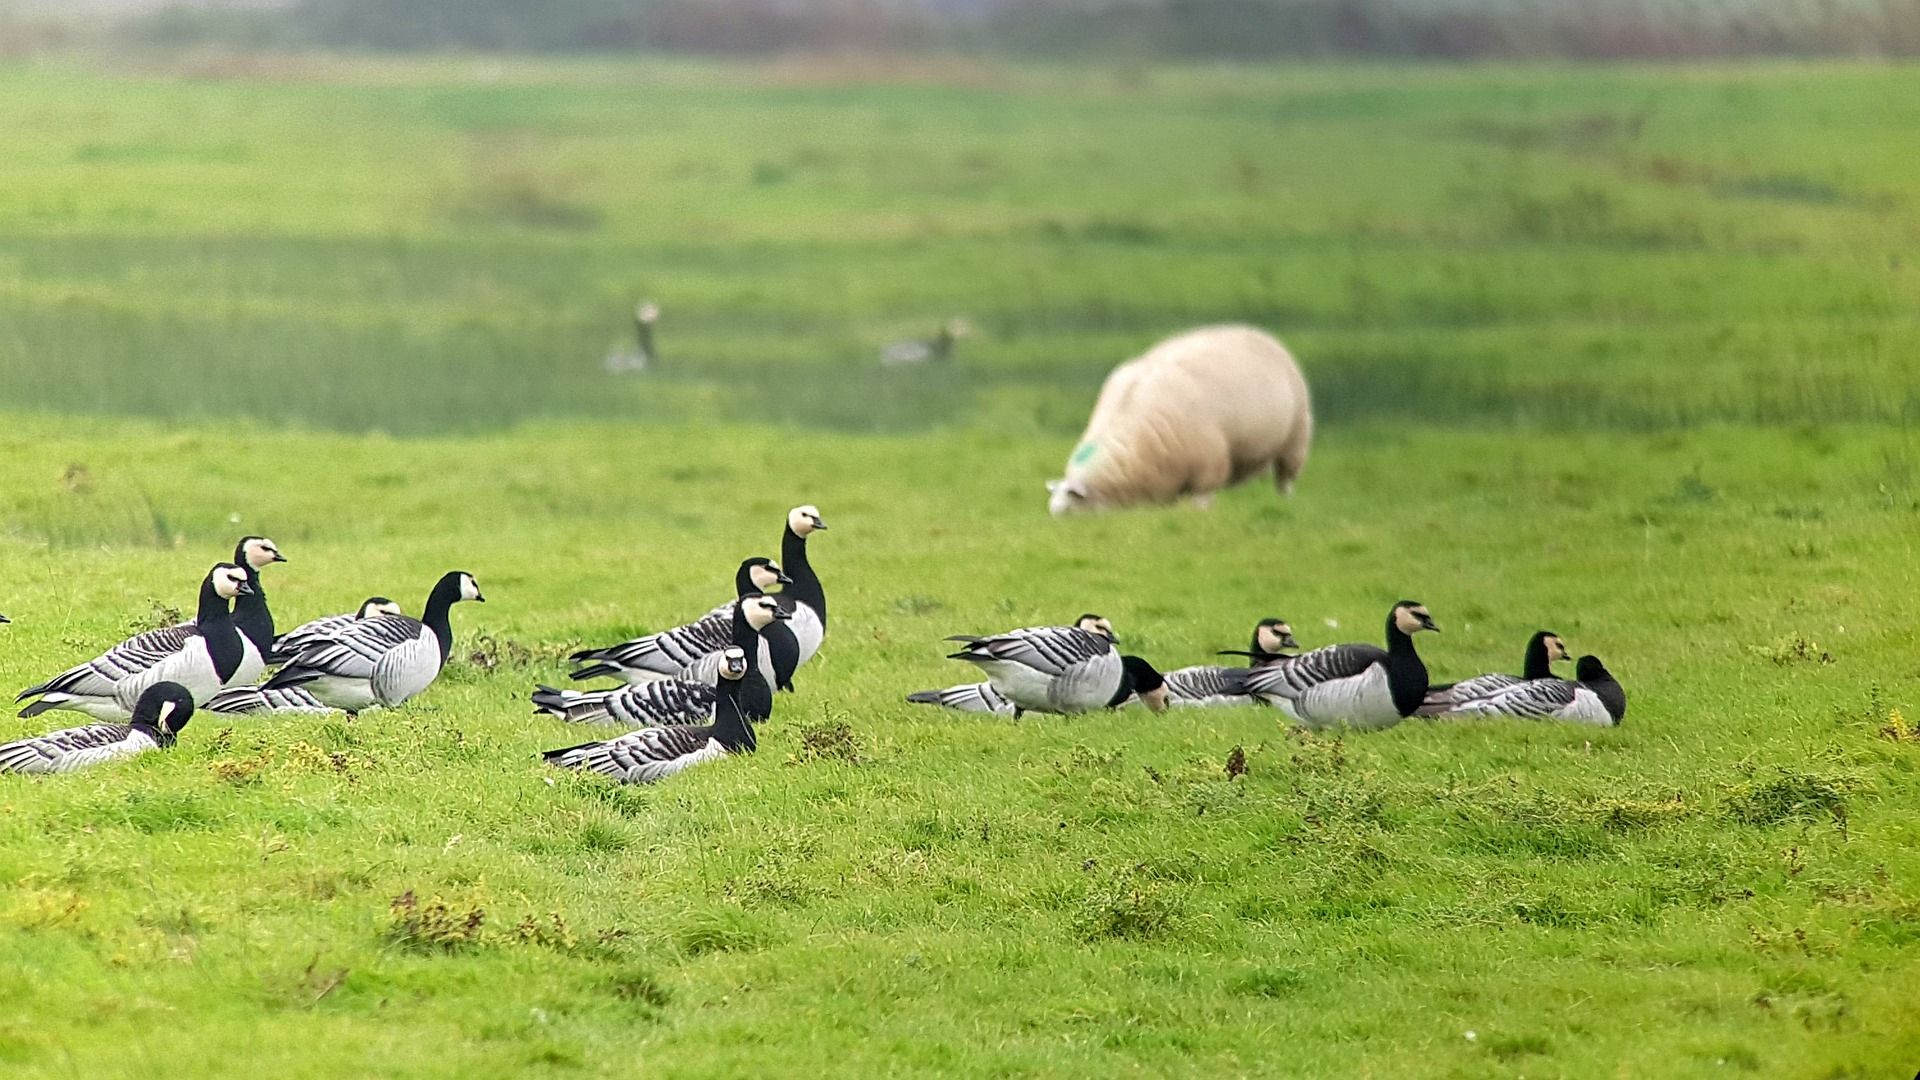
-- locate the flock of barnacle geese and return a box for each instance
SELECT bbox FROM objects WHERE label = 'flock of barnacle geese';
[0,504,1625,781]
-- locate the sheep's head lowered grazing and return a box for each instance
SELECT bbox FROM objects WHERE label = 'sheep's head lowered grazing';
[1046,477,1091,517]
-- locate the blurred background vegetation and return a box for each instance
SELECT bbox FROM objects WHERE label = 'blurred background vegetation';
[5,0,1920,57]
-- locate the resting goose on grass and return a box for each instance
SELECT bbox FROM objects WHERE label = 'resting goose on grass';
[0,682,193,775]
[943,613,1169,715]
[18,564,254,720]
[569,558,797,690]
[543,646,757,784]
[264,571,482,713]
[1432,654,1626,727]
[536,594,789,728]
[270,597,404,665]
[1161,618,1301,707]
[1244,601,1437,730]
[1418,630,1569,717]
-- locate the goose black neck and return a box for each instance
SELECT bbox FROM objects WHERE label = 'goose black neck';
[1383,617,1429,717]
[196,577,246,682]
[636,320,655,359]
[711,676,756,752]
[781,525,826,627]
[734,563,759,598]
[230,555,273,651]
[197,576,234,627]
[422,575,461,660]
[730,605,773,720]
[1521,634,1554,680]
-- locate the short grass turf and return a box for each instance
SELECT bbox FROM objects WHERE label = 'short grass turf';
[0,417,1916,1078]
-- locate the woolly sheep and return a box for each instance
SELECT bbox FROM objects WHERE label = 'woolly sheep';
[1047,325,1312,515]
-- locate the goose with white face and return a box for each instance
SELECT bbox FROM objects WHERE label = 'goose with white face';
[0,682,195,774]
[777,506,829,668]
[1244,601,1438,731]
[264,570,482,713]
[16,564,255,721]
[1420,628,1571,716]
[240,537,286,569]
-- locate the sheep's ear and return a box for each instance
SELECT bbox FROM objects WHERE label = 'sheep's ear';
[1045,479,1062,494]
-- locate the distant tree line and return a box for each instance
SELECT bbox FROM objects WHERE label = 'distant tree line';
[126,0,1920,58]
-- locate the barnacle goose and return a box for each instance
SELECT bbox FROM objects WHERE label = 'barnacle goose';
[1433,654,1626,727]
[543,645,757,784]
[568,558,798,690]
[17,564,254,720]
[536,593,789,727]
[1418,630,1569,717]
[880,318,969,366]
[943,613,1169,715]
[1161,618,1301,708]
[1244,601,1437,730]
[264,571,482,712]
[226,536,286,684]
[0,682,193,774]
[270,597,404,665]
[604,300,658,374]
[777,506,828,667]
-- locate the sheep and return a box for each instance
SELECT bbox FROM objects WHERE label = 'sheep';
[1046,325,1312,515]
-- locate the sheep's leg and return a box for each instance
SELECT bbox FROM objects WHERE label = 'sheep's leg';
[1272,414,1314,496]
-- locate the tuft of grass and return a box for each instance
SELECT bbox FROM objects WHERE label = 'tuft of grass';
[387,891,487,953]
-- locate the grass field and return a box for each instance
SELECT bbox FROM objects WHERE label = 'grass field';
[0,53,1917,1077]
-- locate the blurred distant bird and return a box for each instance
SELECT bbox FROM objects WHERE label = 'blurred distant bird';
[604,300,659,374]
[880,318,969,366]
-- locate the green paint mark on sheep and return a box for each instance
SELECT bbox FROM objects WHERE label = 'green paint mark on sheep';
[1071,442,1099,466]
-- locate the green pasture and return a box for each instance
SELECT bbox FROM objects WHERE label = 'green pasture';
[0,54,1915,1077]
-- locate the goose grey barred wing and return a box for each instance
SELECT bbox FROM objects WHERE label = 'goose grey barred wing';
[1163,665,1252,705]
[278,616,429,680]
[573,611,733,675]
[20,624,201,699]
[948,626,1112,677]
[0,723,143,773]
[270,613,361,663]
[1447,677,1580,719]
[1245,644,1389,698]
[204,685,338,715]
[531,680,718,728]
[545,724,725,783]
[905,682,1018,716]
[368,629,444,705]
[1419,672,1524,715]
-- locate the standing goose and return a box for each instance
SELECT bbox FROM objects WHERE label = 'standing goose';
[943,613,1169,715]
[568,558,797,690]
[777,505,828,667]
[1161,618,1301,708]
[1432,654,1626,727]
[1244,601,1438,730]
[604,300,659,374]
[537,594,790,728]
[264,571,483,712]
[270,597,404,665]
[0,682,194,774]
[543,645,757,784]
[17,564,254,720]
[1418,630,1569,716]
